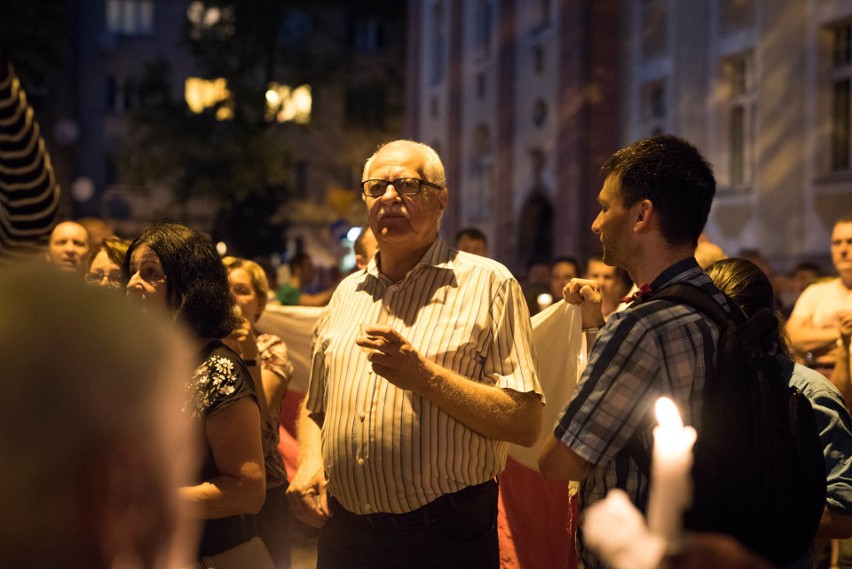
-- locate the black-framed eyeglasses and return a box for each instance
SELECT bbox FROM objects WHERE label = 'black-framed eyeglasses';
[84,271,124,288]
[360,177,443,198]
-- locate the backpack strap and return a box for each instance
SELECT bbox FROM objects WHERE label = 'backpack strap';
[623,282,734,477]
[650,282,737,328]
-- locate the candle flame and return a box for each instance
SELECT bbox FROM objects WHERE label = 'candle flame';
[655,397,683,430]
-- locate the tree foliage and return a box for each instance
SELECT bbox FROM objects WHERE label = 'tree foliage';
[119,0,403,256]
[119,1,330,256]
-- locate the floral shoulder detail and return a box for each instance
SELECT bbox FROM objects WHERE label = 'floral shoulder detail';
[185,353,241,417]
[257,332,295,382]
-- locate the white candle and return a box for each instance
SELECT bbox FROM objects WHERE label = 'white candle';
[646,397,697,550]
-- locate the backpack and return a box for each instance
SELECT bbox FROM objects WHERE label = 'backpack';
[630,282,826,567]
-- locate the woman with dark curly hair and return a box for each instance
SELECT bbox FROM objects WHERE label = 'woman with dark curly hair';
[121,222,266,560]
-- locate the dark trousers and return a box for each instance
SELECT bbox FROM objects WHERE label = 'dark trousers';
[317,480,499,569]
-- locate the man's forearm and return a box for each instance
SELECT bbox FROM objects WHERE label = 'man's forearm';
[788,323,840,354]
[419,360,543,447]
[831,341,852,407]
[296,400,324,467]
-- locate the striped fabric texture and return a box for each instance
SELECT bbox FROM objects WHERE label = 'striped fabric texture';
[0,61,60,263]
[308,237,542,515]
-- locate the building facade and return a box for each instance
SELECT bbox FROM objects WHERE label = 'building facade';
[624,0,852,270]
[407,0,852,273]
[406,0,622,274]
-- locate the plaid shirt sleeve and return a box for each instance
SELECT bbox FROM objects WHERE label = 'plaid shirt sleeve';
[555,311,661,465]
[554,301,711,467]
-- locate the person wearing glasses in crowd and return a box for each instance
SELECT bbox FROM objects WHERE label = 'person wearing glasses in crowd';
[84,236,131,289]
[287,140,543,569]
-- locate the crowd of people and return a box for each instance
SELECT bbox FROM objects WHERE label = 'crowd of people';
[3,132,852,569]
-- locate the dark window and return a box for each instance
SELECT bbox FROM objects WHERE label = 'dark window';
[729,105,745,185]
[353,17,384,52]
[431,2,446,84]
[640,0,667,60]
[533,45,545,74]
[718,0,754,36]
[345,87,386,128]
[834,23,852,67]
[832,78,851,170]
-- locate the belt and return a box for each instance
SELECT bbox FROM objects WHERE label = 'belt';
[329,479,496,530]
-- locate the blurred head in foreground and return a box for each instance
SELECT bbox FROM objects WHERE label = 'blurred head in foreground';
[0,267,198,569]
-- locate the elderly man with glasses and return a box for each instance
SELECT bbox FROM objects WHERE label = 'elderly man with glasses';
[287,140,543,569]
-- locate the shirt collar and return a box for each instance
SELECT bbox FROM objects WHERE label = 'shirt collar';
[649,257,701,291]
[365,235,455,281]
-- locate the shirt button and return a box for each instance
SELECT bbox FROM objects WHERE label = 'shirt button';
[365,503,372,512]
[357,457,365,465]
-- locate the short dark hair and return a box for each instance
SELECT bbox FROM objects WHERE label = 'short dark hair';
[792,261,821,276]
[705,258,791,359]
[602,135,716,247]
[455,227,487,244]
[121,222,240,340]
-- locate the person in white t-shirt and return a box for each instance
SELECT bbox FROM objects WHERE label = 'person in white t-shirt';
[787,214,852,377]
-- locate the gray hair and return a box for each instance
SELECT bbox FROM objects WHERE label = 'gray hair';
[362,140,447,188]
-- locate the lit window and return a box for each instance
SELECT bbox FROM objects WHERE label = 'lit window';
[106,0,154,35]
[266,83,312,124]
[185,78,233,120]
[186,1,235,40]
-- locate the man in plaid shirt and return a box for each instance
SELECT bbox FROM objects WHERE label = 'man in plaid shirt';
[539,135,728,568]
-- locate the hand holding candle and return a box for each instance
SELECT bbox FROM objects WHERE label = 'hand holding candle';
[646,397,697,550]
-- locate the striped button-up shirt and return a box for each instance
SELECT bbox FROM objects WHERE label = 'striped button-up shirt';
[554,258,727,568]
[307,236,542,515]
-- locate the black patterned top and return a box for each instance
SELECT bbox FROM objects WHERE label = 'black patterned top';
[189,340,259,557]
